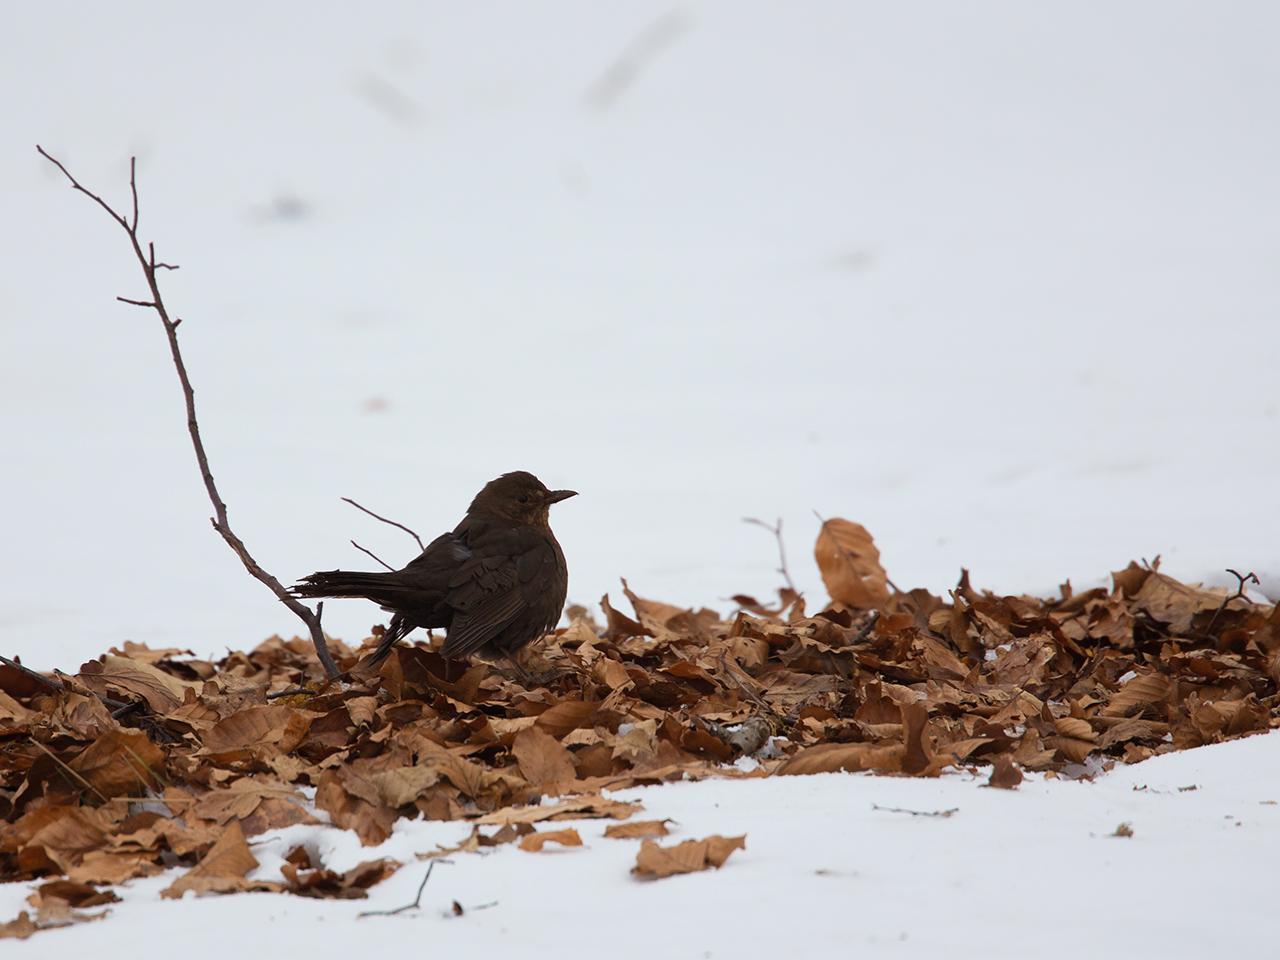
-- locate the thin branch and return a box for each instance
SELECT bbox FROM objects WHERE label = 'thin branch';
[341,497,425,552]
[851,610,880,644]
[743,516,798,594]
[149,241,179,271]
[0,654,65,693]
[1203,568,1260,638]
[871,804,958,818]
[38,145,340,679]
[358,860,446,918]
[31,739,109,804]
[116,297,156,308]
[351,540,395,572]
[36,146,128,228]
[129,157,139,232]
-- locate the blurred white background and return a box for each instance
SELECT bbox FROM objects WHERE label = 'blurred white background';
[3,1,1277,667]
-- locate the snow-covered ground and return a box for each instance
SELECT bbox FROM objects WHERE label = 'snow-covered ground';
[4,731,1279,958]
[3,2,1279,955]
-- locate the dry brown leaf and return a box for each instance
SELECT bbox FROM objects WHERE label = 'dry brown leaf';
[281,846,400,899]
[776,741,904,776]
[31,879,121,909]
[815,518,891,609]
[0,689,36,727]
[68,729,165,798]
[604,819,671,839]
[369,766,442,807]
[314,769,397,847]
[0,912,38,940]
[78,655,198,713]
[534,700,601,738]
[474,795,641,825]
[202,705,314,755]
[517,828,583,852]
[987,754,1023,789]
[632,835,745,879]
[512,726,577,789]
[160,821,258,899]
[1102,673,1172,718]
[66,850,162,885]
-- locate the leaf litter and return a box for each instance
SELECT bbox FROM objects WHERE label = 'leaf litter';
[1,522,1277,928]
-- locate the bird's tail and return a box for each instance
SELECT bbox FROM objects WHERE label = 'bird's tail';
[290,569,412,609]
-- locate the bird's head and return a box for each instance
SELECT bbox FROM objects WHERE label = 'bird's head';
[468,471,577,526]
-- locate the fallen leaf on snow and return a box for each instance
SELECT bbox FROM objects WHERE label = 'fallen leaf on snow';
[518,828,583,852]
[160,821,258,898]
[632,835,745,879]
[604,819,672,839]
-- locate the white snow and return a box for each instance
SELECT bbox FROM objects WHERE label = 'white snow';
[3,2,1279,955]
[4,731,1279,957]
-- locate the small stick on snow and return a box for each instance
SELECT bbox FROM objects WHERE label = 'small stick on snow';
[871,804,959,818]
[358,860,447,918]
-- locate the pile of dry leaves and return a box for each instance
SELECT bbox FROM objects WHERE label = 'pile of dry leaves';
[2,518,1277,936]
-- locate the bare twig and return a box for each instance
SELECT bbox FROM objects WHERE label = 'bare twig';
[743,516,798,594]
[38,146,340,679]
[851,610,880,644]
[342,497,424,552]
[265,683,339,701]
[0,654,66,693]
[0,655,139,718]
[358,860,445,918]
[1203,567,1260,638]
[31,740,109,804]
[871,804,958,818]
[351,540,395,572]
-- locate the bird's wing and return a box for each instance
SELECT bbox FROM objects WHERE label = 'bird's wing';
[402,531,471,578]
[442,527,551,658]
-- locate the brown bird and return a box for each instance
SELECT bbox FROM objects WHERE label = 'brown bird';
[292,471,575,671]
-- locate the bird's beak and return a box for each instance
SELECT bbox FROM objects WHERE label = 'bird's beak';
[547,489,578,504]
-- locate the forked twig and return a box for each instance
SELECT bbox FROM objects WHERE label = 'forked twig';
[358,860,446,918]
[37,146,339,679]
[743,516,798,595]
[342,497,425,552]
[1203,567,1260,638]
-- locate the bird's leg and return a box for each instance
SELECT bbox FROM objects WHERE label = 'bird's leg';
[506,656,537,688]
[502,645,574,688]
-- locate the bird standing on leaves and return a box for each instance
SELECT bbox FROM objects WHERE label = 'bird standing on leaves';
[292,472,575,673]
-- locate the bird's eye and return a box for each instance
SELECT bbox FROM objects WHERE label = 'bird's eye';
[519,495,529,504]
